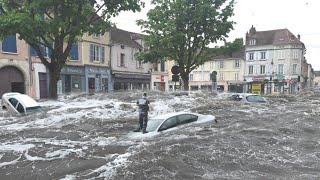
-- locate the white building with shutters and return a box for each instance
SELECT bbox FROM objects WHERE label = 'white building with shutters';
[244,26,307,94]
[109,28,152,91]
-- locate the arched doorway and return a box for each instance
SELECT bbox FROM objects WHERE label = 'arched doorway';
[0,66,25,97]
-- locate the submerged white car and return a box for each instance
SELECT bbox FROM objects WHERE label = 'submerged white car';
[241,93,267,104]
[1,92,42,115]
[146,112,215,132]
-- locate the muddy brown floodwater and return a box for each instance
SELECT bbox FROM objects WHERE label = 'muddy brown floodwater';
[1,91,320,179]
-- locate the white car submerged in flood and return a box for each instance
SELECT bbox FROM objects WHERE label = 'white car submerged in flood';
[1,92,42,115]
[229,93,267,104]
[128,112,215,139]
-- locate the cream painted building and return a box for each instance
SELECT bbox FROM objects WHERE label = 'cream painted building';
[189,51,245,92]
[244,26,309,94]
[151,60,169,91]
[0,34,33,98]
[314,71,320,87]
[109,28,152,91]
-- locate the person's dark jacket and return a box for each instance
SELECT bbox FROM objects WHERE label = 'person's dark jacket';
[137,97,150,112]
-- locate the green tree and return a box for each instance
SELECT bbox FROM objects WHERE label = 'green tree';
[137,0,235,90]
[0,0,142,99]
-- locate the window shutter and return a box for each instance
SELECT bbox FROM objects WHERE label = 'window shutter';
[90,44,94,62]
[2,35,17,53]
[70,43,79,60]
[101,46,105,63]
[30,47,38,56]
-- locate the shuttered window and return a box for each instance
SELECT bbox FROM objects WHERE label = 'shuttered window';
[2,35,17,53]
[90,44,105,62]
[70,43,79,60]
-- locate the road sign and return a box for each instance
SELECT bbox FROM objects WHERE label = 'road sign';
[171,65,180,75]
[172,75,179,82]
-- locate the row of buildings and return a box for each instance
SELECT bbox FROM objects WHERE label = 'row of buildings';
[188,26,315,95]
[0,26,316,99]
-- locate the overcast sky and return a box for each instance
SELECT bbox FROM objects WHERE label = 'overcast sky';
[111,0,320,70]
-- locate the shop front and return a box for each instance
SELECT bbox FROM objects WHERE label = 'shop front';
[60,66,85,94]
[151,73,169,91]
[113,72,151,91]
[85,65,111,93]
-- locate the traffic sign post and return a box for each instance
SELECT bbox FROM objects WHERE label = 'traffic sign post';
[171,66,180,91]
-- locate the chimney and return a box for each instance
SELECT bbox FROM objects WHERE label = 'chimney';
[249,25,256,34]
[297,34,301,40]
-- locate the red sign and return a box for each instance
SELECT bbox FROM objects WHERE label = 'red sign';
[156,75,165,82]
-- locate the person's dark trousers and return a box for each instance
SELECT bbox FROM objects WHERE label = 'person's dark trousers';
[139,111,148,132]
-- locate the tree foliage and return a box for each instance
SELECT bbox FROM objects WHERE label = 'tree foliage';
[0,0,142,98]
[207,38,243,57]
[137,0,235,90]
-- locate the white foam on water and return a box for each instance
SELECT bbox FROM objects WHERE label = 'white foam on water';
[0,143,35,153]
[0,156,21,168]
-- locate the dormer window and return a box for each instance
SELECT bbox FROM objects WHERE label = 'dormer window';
[93,33,100,38]
[249,39,256,45]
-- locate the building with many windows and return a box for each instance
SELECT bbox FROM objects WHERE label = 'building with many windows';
[109,28,151,91]
[189,50,245,92]
[244,26,308,94]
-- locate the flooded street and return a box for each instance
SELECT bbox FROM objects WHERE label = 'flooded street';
[1,91,320,179]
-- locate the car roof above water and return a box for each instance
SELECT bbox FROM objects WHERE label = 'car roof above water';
[2,93,39,108]
[151,112,198,120]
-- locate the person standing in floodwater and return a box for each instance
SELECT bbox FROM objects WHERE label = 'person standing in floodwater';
[134,93,150,134]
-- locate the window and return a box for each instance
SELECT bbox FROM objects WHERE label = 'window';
[260,65,266,74]
[235,59,240,68]
[279,50,285,59]
[90,44,105,62]
[249,65,253,74]
[160,60,165,72]
[178,114,198,125]
[249,39,256,45]
[16,103,25,113]
[234,73,239,81]
[249,53,254,60]
[9,98,18,107]
[120,45,125,49]
[159,116,178,131]
[292,64,297,74]
[189,74,193,81]
[210,61,214,69]
[153,63,158,71]
[260,52,266,60]
[137,60,142,68]
[219,61,224,69]
[219,72,224,80]
[120,53,125,67]
[278,64,284,74]
[201,64,204,70]
[293,50,299,59]
[31,45,50,57]
[2,35,17,53]
[246,95,266,103]
[69,43,79,60]
[93,33,100,38]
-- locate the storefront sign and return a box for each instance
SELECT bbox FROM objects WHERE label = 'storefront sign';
[252,76,266,82]
[86,66,108,75]
[252,83,261,94]
[61,66,84,75]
